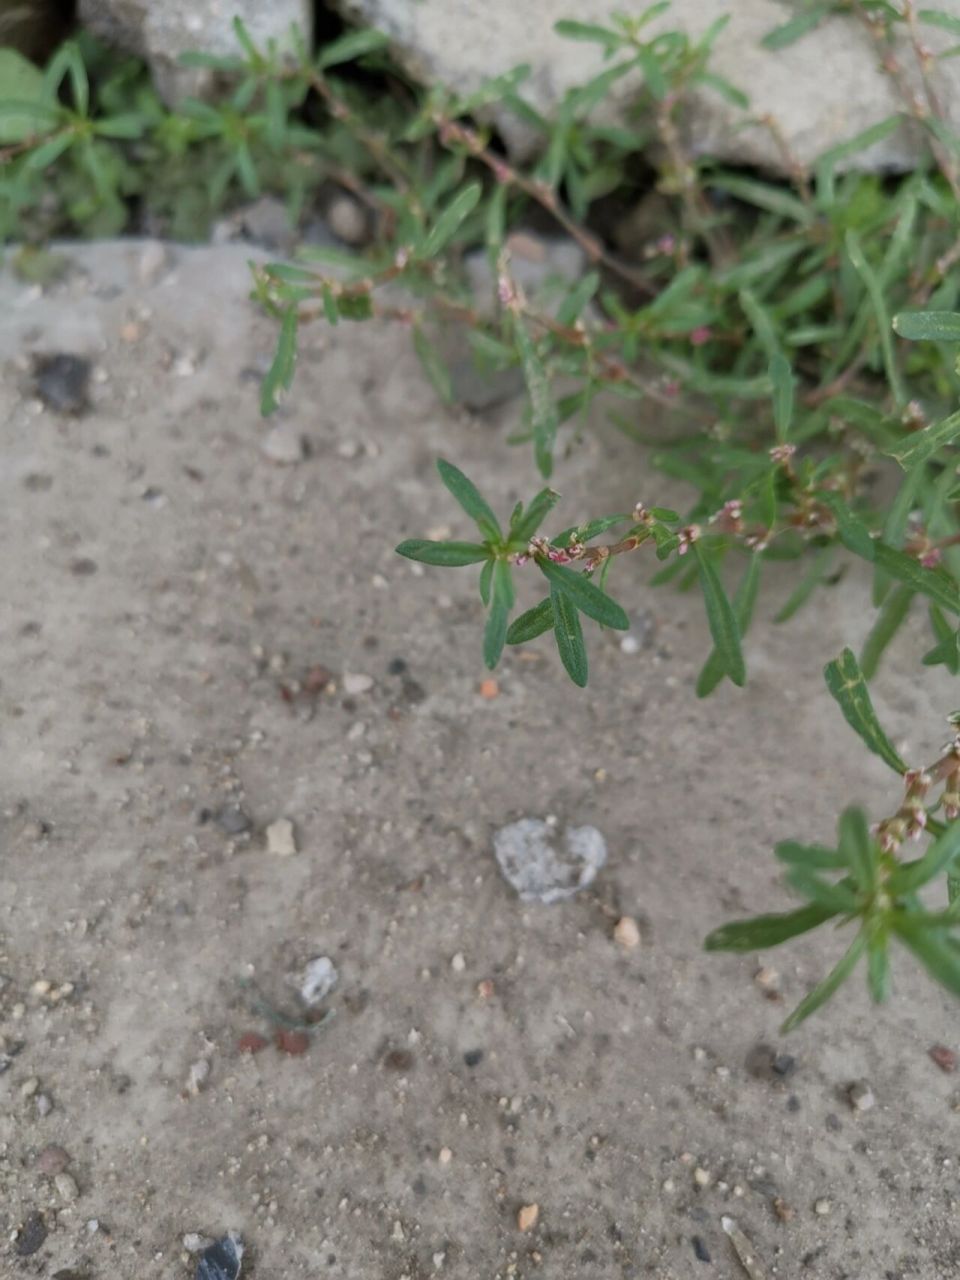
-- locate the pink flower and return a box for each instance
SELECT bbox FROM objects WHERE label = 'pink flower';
[920,547,942,569]
[769,443,796,465]
[677,524,701,556]
[690,326,712,347]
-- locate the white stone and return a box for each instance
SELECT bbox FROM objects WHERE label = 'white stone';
[343,672,374,695]
[299,956,338,1006]
[266,817,298,857]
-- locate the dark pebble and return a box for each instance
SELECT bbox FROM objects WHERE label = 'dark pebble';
[382,1048,414,1072]
[69,558,98,576]
[387,658,407,675]
[16,1211,48,1257]
[214,805,252,835]
[196,1233,243,1280]
[23,473,53,491]
[463,1048,484,1068]
[745,1042,797,1083]
[786,1094,801,1111]
[33,354,91,415]
[825,1113,842,1132]
[692,1235,711,1263]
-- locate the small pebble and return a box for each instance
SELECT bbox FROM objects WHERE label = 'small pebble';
[438,1147,453,1165]
[20,1076,39,1097]
[276,1029,309,1056]
[343,672,374,695]
[266,817,297,857]
[33,353,91,415]
[183,1232,211,1252]
[35,1093,52,1117]
[35,1144,70,1175]
[814,1197,832,1216]
[214,806,252,835]
[691,1236,711,1263]
[929,1044,957,1073]
[773,1196,795,1222]
[613,916,641,950]
[517,1203,539,1232]
[260,422,306,464]
[186,1058,210,1095]
[196,1232,243,1280]
[299,955,337,1005]
[237,1032,269,1055]
[54,1172,80,1202]
[619,634,640,655]
[479,678,499,699]
[847,1079,876,1112]
[15,1212,48,1257]
[693,1166,711,1188]
[450,952,466,973]
[327,194,369,245]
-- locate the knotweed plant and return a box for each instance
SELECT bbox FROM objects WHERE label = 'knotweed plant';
[6,2,960,1027]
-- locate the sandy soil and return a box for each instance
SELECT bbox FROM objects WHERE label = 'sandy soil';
[2,241,959,1280]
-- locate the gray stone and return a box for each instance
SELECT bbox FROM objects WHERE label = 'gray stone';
[79,1,313,104]
[493,817,607,903]
[335,0,960,172]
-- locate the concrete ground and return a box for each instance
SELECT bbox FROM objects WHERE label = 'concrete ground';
[2,241,959,1279]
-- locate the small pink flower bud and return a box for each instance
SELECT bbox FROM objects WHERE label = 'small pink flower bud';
[690,326,712,347]
[769,443,797,465]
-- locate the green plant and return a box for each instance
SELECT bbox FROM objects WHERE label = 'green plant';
[8,3,960,1029]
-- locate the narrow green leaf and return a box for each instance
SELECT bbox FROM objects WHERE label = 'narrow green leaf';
[888,407,960,471]
[419,182,482,258]
[317,28,390,69]
[708,172,811,223]
[506,596,554,644]
[492,557,515,611]
[395,539,490,567]
[785,866,860,914]
[514,325,559,478]
[919,9,960,35]
[770,352,795,441]
[892,920,960,998]
[762,4,830,49]
[923,604,960,674]
[781,930,867,1032]
[436,458,502,541]
[860,584,914,679]
[555,272,600,328]
[867,923,891,1004]
[887,819,960,895]
[483,597,509,670]
[479,557,494,606]
[694,545,746,687]
[413,325,453,404]
[260,308,298,415]
[846,229,905,408]
[553,19,621,48]
[0,49,58,142]
[774,840,848,870]
[24,131,73,169]
[893,309,960,342]
[874,542,960,614]
[696,555,760,698]
[838,807,877,894]
[510,488,561,544]
[823,647,907,773]
[704,901,837,953]
[537,560,629,630]
[816,116,902,206]
[551,586,588,686]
